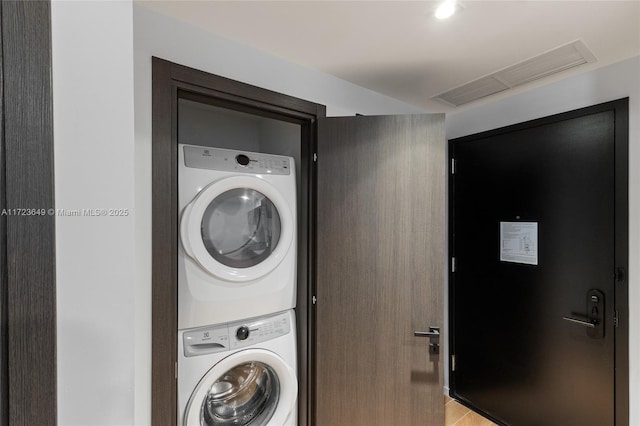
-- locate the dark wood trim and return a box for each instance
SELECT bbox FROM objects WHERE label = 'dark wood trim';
[151,57,178,426]
[613,98,629,426]
[448,98,630,426]
[299,110,324,426]
[0,3,7,424]
[151,57,326,426]
[178,88,316,124]
[169,62,322,117]
[2,1,57,425]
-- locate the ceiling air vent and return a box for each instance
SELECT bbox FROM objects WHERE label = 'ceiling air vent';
[432,40,597,107]
[433,75,509,108]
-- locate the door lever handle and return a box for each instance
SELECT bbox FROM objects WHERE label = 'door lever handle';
[414,326,440,337]
[562,289,604,338]
[562,316,597,328]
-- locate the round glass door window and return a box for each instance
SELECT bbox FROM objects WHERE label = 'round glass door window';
[201,188,281,269]
[201,361,280,426]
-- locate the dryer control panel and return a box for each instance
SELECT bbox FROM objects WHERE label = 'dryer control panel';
[182,310,291,357]
[183,145,291,175]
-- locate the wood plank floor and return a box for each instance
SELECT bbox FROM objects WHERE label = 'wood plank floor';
[445,396,497,426]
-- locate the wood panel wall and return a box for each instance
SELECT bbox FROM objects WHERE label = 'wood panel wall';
[0,4,7,423]
[1,1,57,425]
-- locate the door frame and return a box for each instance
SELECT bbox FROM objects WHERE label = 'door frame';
[447,98,629,425]
[1,1,58,425]
[151,57,326,426]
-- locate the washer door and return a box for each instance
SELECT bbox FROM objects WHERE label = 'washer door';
[184,349,297,426]
[181,176,294,282]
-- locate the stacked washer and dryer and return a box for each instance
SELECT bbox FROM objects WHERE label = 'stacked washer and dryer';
[178,144,298,426]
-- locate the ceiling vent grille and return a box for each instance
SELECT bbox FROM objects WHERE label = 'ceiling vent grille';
[432,40,597,107]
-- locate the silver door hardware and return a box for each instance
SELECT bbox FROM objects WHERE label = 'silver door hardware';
[562,289,604,339]
[414,326,440,355]
[429,343,439,354]
[414,326,440,337]
[562,316,596,328]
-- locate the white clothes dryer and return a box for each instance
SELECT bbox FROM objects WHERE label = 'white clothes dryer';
[178,310,297,426]
[179,144,297,329]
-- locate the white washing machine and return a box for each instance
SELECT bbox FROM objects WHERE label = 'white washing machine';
[179,144,297,329]
[178,310,298,426]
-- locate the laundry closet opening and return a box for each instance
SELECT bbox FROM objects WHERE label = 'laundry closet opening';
[176,90,308,419]
[151,61,324,425]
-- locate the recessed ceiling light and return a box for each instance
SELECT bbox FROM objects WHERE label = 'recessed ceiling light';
[435,0,457,20]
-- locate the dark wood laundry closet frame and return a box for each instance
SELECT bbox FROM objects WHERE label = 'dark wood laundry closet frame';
[151,57,326,426]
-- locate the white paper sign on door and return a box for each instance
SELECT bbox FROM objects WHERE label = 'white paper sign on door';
[500,222,538,265]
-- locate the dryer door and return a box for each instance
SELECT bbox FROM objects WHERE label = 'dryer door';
[181,176,294,282]
[183,349,297,426]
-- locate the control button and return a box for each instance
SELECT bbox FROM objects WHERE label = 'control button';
[236,326,250,341]
[236,154,250,166]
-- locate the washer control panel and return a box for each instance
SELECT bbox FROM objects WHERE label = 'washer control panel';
[229,311,291,350]
[183,144,291,175]
[182,310,291,357]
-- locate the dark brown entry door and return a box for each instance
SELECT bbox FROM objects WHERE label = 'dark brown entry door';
[450,100,628,426]
[316,114,446,425]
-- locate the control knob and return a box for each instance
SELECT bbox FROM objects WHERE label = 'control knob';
[236,326,250,341]
[236,154,250,166]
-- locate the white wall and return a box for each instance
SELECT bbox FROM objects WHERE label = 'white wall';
[446,55,640,425]
[51,1,638,424]
[51,1,136,425]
